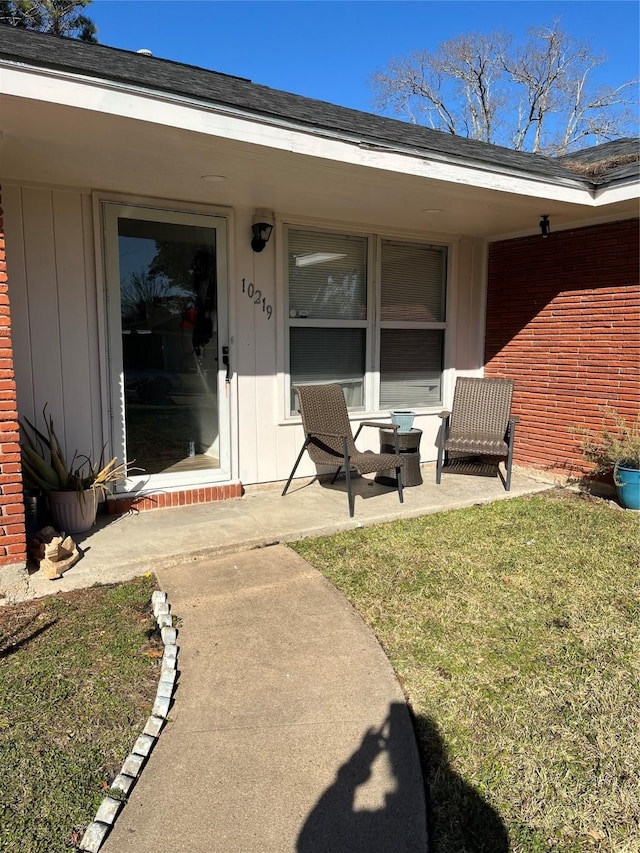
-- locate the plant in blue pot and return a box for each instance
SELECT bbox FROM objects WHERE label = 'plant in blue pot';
[576,409,640,511]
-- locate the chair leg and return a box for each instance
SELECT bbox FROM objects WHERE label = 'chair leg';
[505,420,516,491]
[342,437,354,517]
[396,465,404,504]
[281,439,310,496]
[436,416,448,485]
[436,442,445,485]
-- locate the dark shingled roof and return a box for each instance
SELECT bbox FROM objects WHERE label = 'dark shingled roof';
[557,138,640,183]
[1,26,637,190]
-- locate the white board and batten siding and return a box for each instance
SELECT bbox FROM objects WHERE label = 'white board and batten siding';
[3,184,104,464]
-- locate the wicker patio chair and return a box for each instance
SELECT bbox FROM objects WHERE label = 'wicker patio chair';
[436,377,519,491]
[282,383,404,518]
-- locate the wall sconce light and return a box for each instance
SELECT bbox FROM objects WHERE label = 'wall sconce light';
[251,222,273,252]
[539,215,551,238]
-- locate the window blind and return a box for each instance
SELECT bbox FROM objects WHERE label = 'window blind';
[380,241,446,322]
[290,327,365,410]
[379,329,443,408]
[288,230,367,320]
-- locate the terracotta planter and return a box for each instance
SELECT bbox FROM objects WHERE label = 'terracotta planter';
[47,489,98,534]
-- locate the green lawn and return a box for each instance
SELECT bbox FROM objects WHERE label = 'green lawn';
[292,490,640,853]
[0,576,161,852]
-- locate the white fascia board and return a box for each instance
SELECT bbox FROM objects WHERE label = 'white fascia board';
[592,181,640,206]
[2,62,598,206]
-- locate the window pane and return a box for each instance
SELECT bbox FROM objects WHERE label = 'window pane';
[380,329,443,408]
[290,328,365,411]
[289,230,367,320]
[381,240,446,322]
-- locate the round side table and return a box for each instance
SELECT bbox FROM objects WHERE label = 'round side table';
[375,427,423,487]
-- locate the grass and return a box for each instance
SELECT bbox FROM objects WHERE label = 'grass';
[0,576,162,852]
[291,490,640,853]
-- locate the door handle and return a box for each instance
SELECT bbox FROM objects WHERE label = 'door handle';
[222,346,230,382]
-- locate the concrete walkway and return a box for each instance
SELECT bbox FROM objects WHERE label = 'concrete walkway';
[102,546,426,853]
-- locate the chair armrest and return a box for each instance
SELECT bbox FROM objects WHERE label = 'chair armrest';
[437,410,451,420]
[509,415,520,424]
[354,421,400,442]
[360,421,399,431]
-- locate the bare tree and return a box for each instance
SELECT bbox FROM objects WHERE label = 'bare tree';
[0,0,97,43]
[371,21,637,154]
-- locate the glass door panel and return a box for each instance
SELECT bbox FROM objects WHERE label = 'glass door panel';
[104,205,228,484]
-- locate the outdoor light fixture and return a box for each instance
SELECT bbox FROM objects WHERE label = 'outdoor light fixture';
[251,222,273,252]
[540,215,551,238]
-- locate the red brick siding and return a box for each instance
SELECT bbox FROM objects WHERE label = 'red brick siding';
[0,188,27,565]
[485,218,640,476]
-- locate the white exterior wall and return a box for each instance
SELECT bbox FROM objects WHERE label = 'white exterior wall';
[5,184,486,489]
[3,183,104,463]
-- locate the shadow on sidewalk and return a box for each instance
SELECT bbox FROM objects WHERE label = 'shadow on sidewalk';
[297,703,509,852]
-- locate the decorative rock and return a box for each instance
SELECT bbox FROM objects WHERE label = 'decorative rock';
[95,796,122,825]
[132,733,156,757]
[79,821,109,853]
[151,590,167,605]
[143,715,165,738]
[157,613,172,628]
[156,680,173,699]
[155,601,170,617]
[163,644,178,664]
[161,626,177,645]
[160,666,177,685]
[110,773,136,795]
[152,695,171,718]
[121,752,145,778]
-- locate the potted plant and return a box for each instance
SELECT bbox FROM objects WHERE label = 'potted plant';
[20,408,127,533]
[575,408,640,511]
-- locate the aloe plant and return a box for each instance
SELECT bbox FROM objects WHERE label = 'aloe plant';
[20,407,126,503]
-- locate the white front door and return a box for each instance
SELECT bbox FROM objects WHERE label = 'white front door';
[103,202,230,490]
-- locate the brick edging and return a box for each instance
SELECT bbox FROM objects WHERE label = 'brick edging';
[106,483,243,515]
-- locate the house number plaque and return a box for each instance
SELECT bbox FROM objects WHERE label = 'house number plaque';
[242,278,273,320]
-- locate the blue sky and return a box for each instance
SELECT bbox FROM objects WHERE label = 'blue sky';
[90,1,639,114]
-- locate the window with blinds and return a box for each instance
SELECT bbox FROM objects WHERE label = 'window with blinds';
[286,228,448,415]
[288,230,367,320]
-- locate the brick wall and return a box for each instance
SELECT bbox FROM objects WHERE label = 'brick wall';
[0,188,27,566]
[485,218,640,477]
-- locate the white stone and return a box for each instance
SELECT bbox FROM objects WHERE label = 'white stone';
[121,752,145,778]
[79,821,109,852]
[143,715,164,738]
[154,601,170,616]
[132,733,156,757]
[157,613,172,628]
[156,680,173,699]
[163,643,178,658]
[152,695,171,718]
[110,773,136,795]
[95,796,122,825]
[151,590,166,604]
[161,626,177,644]
[160,666,177,685]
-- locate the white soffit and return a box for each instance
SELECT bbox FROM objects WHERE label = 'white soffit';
[0,63,610,207]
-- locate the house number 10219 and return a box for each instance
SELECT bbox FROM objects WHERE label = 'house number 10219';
[242,278,272,319]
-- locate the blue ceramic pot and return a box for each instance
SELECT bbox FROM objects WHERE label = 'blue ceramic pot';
[614,463,640,511]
